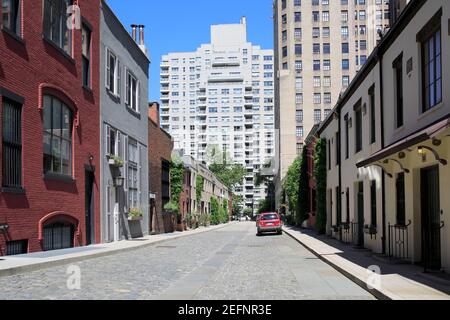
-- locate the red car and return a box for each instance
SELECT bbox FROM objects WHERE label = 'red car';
[257,212,282,236]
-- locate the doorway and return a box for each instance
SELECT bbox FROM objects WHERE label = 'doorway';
[421,165,441,271]
[85,168,95,246]
[356,181,365,247]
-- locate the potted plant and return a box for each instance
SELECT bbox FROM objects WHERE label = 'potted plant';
[163,201,181,232]
[128,208,143,221]
[107,154,124,168]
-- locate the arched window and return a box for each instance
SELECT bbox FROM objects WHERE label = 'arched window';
[43,222,74,251]
[43,95,73,176]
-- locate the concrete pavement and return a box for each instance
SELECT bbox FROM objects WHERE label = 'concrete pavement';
[0,222,374,300]
[283,225,450,300]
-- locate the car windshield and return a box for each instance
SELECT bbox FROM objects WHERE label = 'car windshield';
[261,214,278,221]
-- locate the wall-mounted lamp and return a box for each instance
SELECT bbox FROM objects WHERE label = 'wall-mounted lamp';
[0,224,9,234]
[418,146,427,162]
[398,152,406,159]
[114,176,125,188]
[88,154,94,162]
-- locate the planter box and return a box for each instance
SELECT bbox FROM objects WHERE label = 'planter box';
[128,216,143,221]
[128,219,143,238]
[107,157,124,168]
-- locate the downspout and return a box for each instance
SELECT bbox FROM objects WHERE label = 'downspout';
[379,50,387,255]
[338,108,342,240]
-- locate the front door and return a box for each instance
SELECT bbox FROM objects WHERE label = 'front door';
[357,181,365,247]
[421,165,441,271]
[85,169,95,246]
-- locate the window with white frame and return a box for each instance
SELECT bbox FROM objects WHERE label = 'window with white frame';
[128,139,139,210]
[106,126,122,158]
[106,48,120,96]
[125,69,140,113]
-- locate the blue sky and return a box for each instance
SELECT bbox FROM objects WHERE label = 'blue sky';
[106,0,274,101]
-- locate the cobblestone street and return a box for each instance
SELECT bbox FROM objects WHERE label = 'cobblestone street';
[0,223,374,300]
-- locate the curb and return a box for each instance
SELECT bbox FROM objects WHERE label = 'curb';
[0,222,237,278]
[282,226,391,301]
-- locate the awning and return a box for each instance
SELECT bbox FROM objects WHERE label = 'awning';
[357,117,450,168]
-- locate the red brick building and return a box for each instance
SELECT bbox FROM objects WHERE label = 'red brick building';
[148,102,174,234]
[0,1,101,255]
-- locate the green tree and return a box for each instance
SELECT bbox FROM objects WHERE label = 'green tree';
[232,194,244,216]
[298,146,310,226]
[209,163,246,190]
[283,156,301,222]
[210,197,220,225]
[314,139,327,234]
[257,198,272,214]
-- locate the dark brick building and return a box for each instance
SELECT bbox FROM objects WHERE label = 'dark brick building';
[148,102,173,234]
[0,0,101,255]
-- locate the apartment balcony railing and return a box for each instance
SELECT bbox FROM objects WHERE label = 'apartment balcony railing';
[207,74,244,83]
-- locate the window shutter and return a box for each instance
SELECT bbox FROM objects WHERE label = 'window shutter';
[105,49,110,90]
[136,81,140,113]
[124,136,129,190]
[124,67,129,105]
[117,131,122,158]
[106,125,111,155]
[117,59,121,97]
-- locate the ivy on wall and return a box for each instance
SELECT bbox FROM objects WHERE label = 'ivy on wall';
[314,138,327,234]
[170,157,185,211]
[298,146,310,226]
[196,175,204,213]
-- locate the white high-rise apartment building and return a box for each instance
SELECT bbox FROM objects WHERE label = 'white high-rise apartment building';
[160,18,275,209]
[274,0,390,204]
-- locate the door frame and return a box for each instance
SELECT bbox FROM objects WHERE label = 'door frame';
[420,165,441,271]
[85,165,95,246]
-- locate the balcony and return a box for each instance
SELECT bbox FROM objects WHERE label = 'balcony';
[207,74,244,83]
[212,60,240,68]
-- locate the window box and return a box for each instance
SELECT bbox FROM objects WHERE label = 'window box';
[128,208,143,221]
[107,155,124,168]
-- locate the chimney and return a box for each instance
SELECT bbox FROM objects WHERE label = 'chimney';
[240,16,247,25]
[148,102,160,127]
[131,24,137,41]
[139,25,145,46]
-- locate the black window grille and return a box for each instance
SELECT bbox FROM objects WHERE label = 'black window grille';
[6,239,28,256]
[2,99,22,188]
[43,222,74,251]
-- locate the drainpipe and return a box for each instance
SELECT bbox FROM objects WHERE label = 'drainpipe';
[379,50,387,255]
[338,108,342,241]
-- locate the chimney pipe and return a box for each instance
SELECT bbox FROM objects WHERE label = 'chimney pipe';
[139,25,145,46]
[131,24,137,41]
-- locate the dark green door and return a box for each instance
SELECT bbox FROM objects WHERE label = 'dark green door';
[357,181,365,247]
[421,166,441,271]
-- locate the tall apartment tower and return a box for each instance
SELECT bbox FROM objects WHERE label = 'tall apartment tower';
[274,0,390,203]
[160,18,275,210]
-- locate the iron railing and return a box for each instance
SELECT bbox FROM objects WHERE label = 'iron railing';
[341,222,352,244]
[388,220,411,261]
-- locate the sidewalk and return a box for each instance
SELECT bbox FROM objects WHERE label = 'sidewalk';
[283,225,450,300]
[0,222,236,278]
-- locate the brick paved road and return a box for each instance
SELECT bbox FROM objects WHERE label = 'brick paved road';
[0,222,375,300]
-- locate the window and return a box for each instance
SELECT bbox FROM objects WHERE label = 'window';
[422,26,442,112]
[313,60,320,71]
[106,126,122,158]
[323,43,330,54]
[82,25,91,88]
[128,139,139,209]
[345,115,350,159]
[396,173,405,225]
[354,101,362,153]
[106,48,120,96]
[294,12,301,22]
[125,69,140,113]
[323,76,331,87]
[313,43,320,54]
[43,95,73,176]
[335,132,340,166]
[324,92,331,104]
[370,180,377,227]
[328,140,331,171]
[2,99,22,188]
[341,26,349,38]
[295,60,302,71]
[313,76,321,87]
[342,75,350,87]
[296,127,303,138]
[296,110,303,123]
[295,44,302,55]
[43,0,73,55]
[323,60,331,71]
[369,85,376,144]
[314,109,321,123]
[294,28,302,40]
[2,0,21,36]
[282,46,288,57]
[342,59,349,70]
[393,54,403,128]
[342,42,349,54]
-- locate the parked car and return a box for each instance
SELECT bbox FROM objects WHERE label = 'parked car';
[256,212,282,236]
